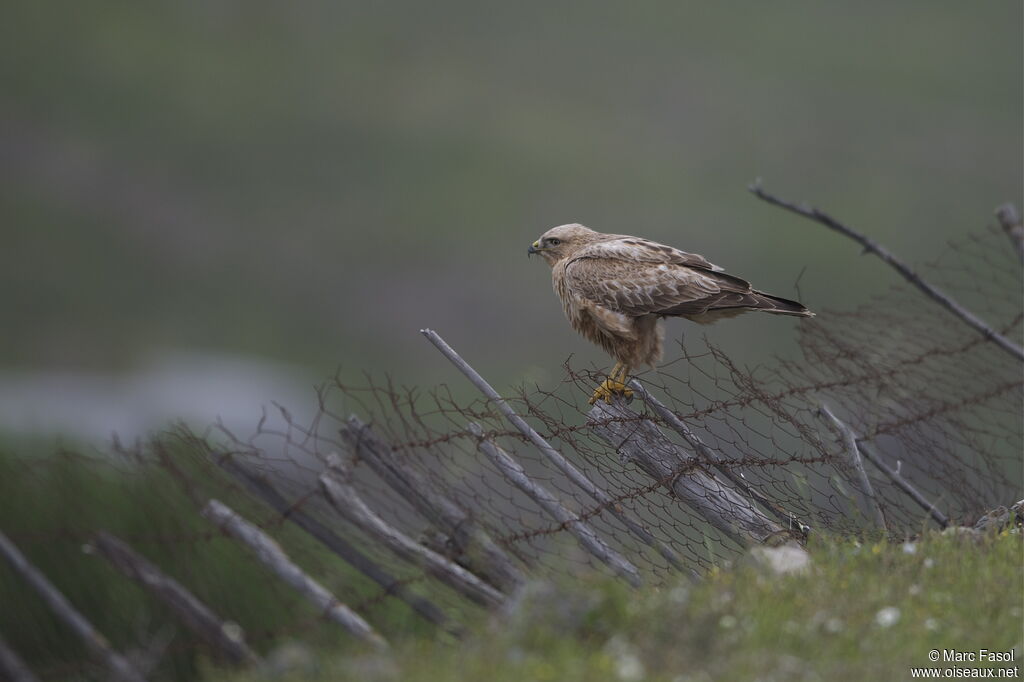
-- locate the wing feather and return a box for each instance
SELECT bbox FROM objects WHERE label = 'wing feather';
[585,237,725,271]
[563,238,753,317]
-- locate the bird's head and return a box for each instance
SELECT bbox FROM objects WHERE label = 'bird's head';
[528,223,598,265]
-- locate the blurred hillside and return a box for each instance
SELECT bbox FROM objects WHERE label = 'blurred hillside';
[1,1,1021,434]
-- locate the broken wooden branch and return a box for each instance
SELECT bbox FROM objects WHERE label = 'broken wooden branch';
[421,328,686,571]
[91,531,260,666]
[468,422,642,587]
[340,416,524,593]
[630,379,810,536]
[0,531,146,682]
[750,181,1024,362]
[818,404,888,531]
[200,499,388,650]
[588,400,803,553]
[319,455,505,609]
[854,440,949,529]
[0,635,38,682]
[995,202,1023,264]
[215,455,453,631]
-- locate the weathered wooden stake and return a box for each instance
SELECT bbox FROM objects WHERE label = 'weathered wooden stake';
[0,531,146,682]
[340,416,524,592]
[216,455,454,631]
[818,403,888,531]
[0,635,38,682]
[468,423,642,587]
[319,455,505,609]
[857,440,950,529]
[91,531,260,666]
[201,499,388,650]
[422,328,686,571]
[631,379,810,535]
[750,181,1024,362]
[995,202,1023,264]
[819,412,950,529]
[589,400,805,554]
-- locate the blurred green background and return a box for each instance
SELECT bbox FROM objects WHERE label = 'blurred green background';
[2,1,1021,438]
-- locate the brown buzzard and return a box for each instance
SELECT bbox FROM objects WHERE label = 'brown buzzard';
[528,223,813,404]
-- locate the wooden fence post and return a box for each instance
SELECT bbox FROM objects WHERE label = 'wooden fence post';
[216,455,455,631]
[201,500,388,650]
[0,531,146,682]
[0,636,38,682]
[818,404,887,531]
[630,380,810,535]
[588,400,804,553]
[91,531,260,666]
[468,423,642,587]
[319,455,505,609]
[422,328,686,572]
[340,417,524,592]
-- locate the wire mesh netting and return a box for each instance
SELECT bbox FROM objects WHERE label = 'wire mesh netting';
[1,225,1020,679]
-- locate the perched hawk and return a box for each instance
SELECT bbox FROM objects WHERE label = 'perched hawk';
[528,223,813,404]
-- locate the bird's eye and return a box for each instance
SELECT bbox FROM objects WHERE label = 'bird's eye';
[548,238,561,246]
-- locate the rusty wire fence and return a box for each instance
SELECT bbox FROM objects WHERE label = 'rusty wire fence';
[1,208,1020,680]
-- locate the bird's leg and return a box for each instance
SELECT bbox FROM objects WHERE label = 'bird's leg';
[589,362,635,405]
[613,364,635,401]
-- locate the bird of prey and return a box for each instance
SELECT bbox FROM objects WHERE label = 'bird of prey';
[528,223,813,404]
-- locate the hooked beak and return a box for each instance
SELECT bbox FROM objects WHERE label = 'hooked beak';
[527,240,541,257]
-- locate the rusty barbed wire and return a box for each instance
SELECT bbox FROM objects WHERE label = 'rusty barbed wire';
[1,226,1020,679]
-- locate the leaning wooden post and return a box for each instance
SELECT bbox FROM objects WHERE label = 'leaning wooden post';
[588,400,804,552]
[216,455,454,631]
[815,411,950,529]
[421,328,686,572]
[339,416,525,592]
[630,379,811,535]
[818,403,888,531]
[201,499,388,650]
[0,531,146,682]
[468,423,642,587]
[995,202,1023,264]
[0,636,38,682]
[750,181,1024,362]
[856,440,950,529]
[91,531,260,666]
[319,455,505,609]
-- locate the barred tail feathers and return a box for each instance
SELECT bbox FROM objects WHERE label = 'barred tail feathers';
[750,291,814,318]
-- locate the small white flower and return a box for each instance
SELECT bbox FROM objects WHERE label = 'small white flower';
[875,606,901,628]
[923,557,935,569]
[603,634,629,655]
[901,542,917,555]
[825,617,844,633]
[616,653,645,681]
[924,618,939,631]
[669,586,689,604]
[908,583,922,596]
[221,621,244,643]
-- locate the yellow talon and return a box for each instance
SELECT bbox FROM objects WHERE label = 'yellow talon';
[588,362,634,404]
[588,377,634,405]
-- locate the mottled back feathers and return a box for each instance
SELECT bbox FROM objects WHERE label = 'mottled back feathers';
[530,223,812,369]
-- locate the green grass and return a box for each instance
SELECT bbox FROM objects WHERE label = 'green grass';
[2,436,1020,681]
[0,436,441,681]
[218,530,1023,682]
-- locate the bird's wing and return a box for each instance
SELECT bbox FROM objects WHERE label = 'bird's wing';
[587,236,725,272]
[564,240,755,317]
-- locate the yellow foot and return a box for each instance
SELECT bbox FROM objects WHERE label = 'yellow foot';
[588,378,635,405]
